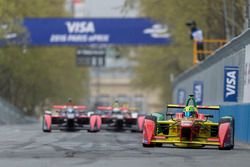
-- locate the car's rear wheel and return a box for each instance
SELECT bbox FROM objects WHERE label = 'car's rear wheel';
[142,143,154,147]
[88,114,101,133]
[42,116,51,133]
[155,143,163,147]
[130,129,137,133]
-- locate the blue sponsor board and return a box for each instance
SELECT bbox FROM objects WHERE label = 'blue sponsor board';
[193,81,203,105]
[23,18,171,46]
[177,89,186,104]
[224,66,239,102]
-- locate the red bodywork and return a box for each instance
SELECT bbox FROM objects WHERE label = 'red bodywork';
[96,106,145,132]
[218,122,230,148]
[89,115,102,131]
[137,116,145,131]
[44,114,52,130]
[43,105,101,132]
[143,111,233,149]
[143,119,155,144]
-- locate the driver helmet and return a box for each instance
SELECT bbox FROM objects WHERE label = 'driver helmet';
[113,107,120,112]
[112,100,120,108]
[67,106,74,113]
[68,98,72,103]
[183,106,197,118]
[66,98,73,106]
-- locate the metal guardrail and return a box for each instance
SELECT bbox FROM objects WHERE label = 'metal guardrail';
[193,39,227,64]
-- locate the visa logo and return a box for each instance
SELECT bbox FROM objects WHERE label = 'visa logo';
[194,85,202,101]
[226,71,236,97]
[65,21,95,33]
[193,82,203,104]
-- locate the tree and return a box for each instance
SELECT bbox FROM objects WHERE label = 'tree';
[124,0,246,103]
[0,0,89,115]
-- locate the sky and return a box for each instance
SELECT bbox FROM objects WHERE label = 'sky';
[82,0,137,17]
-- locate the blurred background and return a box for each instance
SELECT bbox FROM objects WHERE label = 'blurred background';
[0,0,247,118]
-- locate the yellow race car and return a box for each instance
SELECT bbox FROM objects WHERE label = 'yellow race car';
[142,95,234,150]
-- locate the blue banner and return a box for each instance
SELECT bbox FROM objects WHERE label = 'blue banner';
[224,66,239,102]
[23,18,171,46]
[193,81,203,105]
[177,89,186,104]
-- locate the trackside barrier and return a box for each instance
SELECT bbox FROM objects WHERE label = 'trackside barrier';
[173,29,250,144]
[220,104,250,143]
[193,39,227,64]
[173,29,250,106]
[197,104,250,143]
[0,97,27,124]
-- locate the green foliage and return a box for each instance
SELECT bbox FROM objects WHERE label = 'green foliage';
[0,1,88,115]
[124,0,246,103]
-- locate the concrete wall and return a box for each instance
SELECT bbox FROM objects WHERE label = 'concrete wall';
[173,29,250,105]
[172,29,250,143]
[0,97,26,124]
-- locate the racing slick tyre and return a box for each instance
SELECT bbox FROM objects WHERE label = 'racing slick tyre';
[88,114,101,133]
[87,129,100,133]
[142,143,155,147]
[42,116,51,133]
[131,128,143,133]
[219,116,234,150]
[130,129,138,133]
[155,143,163,147]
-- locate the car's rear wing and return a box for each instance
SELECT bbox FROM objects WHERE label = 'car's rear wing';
[52,105,87,110]
[96,106,113,110]
[128,107,139,112]
[73,105,87,110]
[96,106,139,112]
[167,104,220,110]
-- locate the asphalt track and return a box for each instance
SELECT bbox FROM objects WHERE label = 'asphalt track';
[0,124,249,167]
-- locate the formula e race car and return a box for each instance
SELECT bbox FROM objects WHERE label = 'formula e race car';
[95,106,145,132]
[142,95,234,150]
[127,107,145,132]
[42,105,101,132]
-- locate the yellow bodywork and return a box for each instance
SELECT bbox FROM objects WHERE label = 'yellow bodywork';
[151,119,220,147]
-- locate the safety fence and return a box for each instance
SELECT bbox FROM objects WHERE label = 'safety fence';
[173,29,250,143]
[193,39,227,64]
